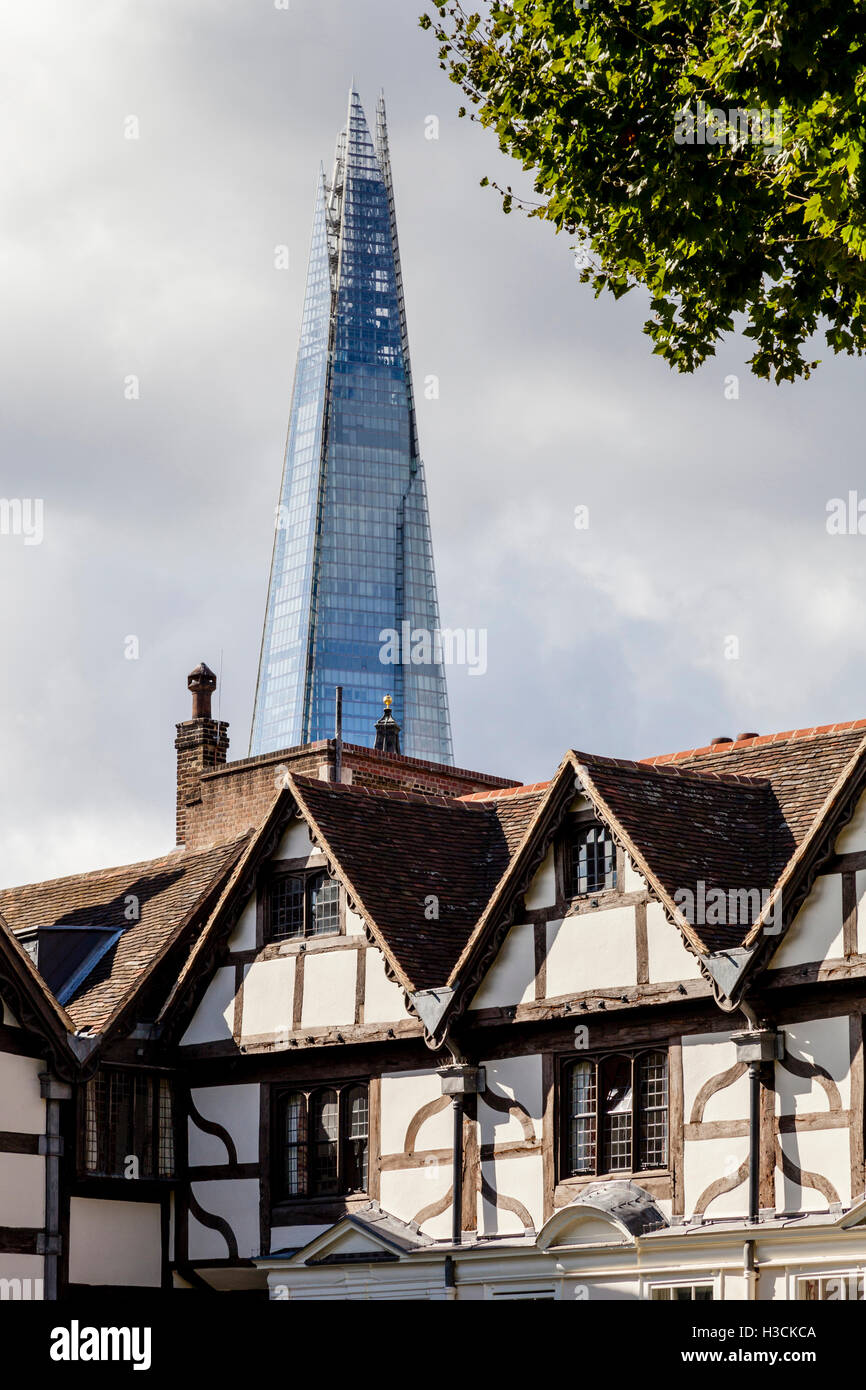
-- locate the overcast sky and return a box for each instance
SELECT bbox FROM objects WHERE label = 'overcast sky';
[1,0,864,887]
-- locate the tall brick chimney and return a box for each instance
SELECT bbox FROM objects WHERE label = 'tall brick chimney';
[175,662,229,845]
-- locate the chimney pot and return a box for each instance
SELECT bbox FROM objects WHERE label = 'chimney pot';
[188,661,217,720]
[736,731,760,741]
[711,736,733,745]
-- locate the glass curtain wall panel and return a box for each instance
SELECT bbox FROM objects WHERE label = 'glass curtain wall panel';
[251,90,453,763]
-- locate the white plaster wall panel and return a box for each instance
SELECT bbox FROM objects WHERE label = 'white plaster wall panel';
[0,1053,45,1134]
[582,1279,642,1300]
[479,1155,543,1235]
[646,902,702,982]
[682,1033,746,1123]
[189,1084,260,1165]
[0,1255,43,1296]
[228,892,256,951]
[471,923,535,1010]
[273,819,322,863]
[546,906,637,996]
[68,1198,161,1287]
[380,1070,448,1154]
[242,957,295,1038]
[345,908,366,937]
[856,869,866,955]
[379,1168,452,1239]
[188,1179,260,1259]
[479,1055,542,1147]
[623,854,646,893]
[271,1223,329,1249]
[300,949,356,1028]
[833,792,866,853]
[0,1002,19,1027]
[180,966,235,1045]
[363,947,407,1024]
[0,1154,44,1227]
[777,1018,851,1114]
[683,1135,749,1218]
[769,873,843,969]
[775,1130,851,1212]
[525,847,556,910]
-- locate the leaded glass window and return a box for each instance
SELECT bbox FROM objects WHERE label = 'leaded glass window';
[82,1070,174,1180]
[274,1083,369,1201]
[266,871,341,942]
[568,822,616,896]
[563,1051,668,1178]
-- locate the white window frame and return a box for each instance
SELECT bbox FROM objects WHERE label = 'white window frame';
[644,1275,718,1301]
[793,1269,865,1301]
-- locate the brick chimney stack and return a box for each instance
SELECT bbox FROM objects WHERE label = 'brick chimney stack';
[175,662,229,845]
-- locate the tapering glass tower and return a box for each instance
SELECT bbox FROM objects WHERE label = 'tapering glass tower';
[250,90,453,763]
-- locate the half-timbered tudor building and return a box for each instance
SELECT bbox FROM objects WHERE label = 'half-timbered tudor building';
[3,664,866,1301]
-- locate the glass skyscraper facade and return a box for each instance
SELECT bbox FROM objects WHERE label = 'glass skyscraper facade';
[250,90,453,763]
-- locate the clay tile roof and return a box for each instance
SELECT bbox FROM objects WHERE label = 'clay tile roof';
[641,724,866,849]
[0,836,249,1032]
[571,722,866,952]
[291,777,547,990]
[577,753,780,951]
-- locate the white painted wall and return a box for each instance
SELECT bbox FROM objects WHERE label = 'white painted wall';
[345,908,366,937]
[778,1018,851,1114]
[834,792,866,853]
[300,949,357,1028]
[181,966,235,1045]
[270,1223,329,1250]
[646,902,702,982]
[189,1084,260,1165]
[683,1134,750,1219]
[478,1055,542,1148]
[380,1070,449,1154]
[770,874,843,969]
[228,893,256,952]
[623,855,646,894]
[525,847,556,910]
[479,1154,543,1234]
[0,1053,45,1133]
[0,1154,44,1227]
[546,905,637,996]
[273,819,321,863]
[776,1129,851,1212]
[363,948,406,1024]
[188,1179,260,1259]
[241,957,294,1039]
[471,923,535,1010]
[0,1254,43,1297]
[683,1032,745,1124]
[378,1167,452,1239]
[68,1198,161,1287]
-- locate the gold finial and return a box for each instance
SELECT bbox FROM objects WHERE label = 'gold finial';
[383,694,392,709]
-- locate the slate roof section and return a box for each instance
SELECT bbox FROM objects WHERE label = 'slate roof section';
[0,837,249,1032]
[290,777,546,990]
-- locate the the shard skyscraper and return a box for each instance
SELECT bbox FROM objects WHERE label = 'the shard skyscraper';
[250,89,454,763]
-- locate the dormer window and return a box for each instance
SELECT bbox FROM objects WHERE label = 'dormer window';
[266,869,341,942]
[568,821,616,897]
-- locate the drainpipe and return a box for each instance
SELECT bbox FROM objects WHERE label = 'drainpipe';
[39,1073,72,1301]
[743,1239,758,1300]
[450,1091,463,1247]
[732,1002,783,1227]
[438,1041,484,1253]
